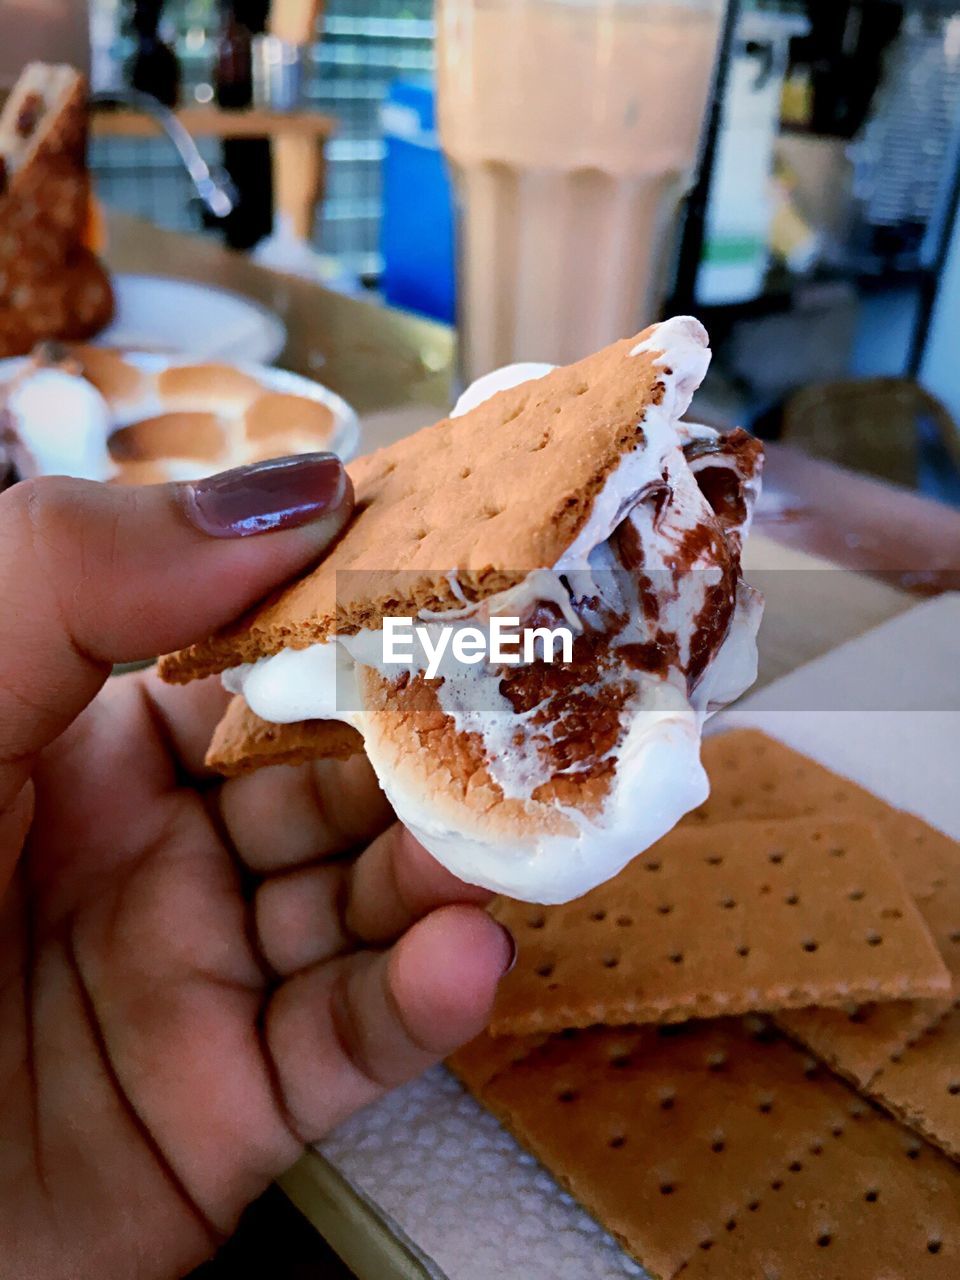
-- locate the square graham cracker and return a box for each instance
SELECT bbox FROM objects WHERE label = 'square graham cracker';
[763,763,960,1164]
[489,817,950,1037]
[679,1071,960,1279]
[206,695,362,777]
[775,998,952,1091]
[159,326,677,684]
[776,868,960,1091]
[781,881,960,1165]
[469,1020,960,1279]
[693,729,957,903]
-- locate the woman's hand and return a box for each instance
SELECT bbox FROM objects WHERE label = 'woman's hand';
[0,458,513,1279]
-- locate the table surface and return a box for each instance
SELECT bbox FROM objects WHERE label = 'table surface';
[102,212,960,1279]
[105,213,960,596]
[92,105,337,140]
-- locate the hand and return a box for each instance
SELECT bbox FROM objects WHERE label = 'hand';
[0,457,513,1279]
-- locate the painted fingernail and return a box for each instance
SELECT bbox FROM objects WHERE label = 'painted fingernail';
[498,923,518,976]
[180,453,350,537]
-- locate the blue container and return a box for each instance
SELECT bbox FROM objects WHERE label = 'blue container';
[380,79,456,324]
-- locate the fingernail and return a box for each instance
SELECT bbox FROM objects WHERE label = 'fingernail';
[498,923,518,976]
[180,453,349,538]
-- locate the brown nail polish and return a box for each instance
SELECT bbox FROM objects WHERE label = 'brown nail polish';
[180,453,348,537]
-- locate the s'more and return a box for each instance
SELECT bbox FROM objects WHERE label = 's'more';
[161,317,765,904]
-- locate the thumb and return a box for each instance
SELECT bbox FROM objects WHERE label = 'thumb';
[0,453,352,817]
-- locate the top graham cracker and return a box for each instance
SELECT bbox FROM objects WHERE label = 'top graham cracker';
[159,325,674,683]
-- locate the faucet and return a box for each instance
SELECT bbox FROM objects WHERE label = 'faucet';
[90,88,237,222]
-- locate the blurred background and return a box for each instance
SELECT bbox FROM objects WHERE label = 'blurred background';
[2,0,960,499]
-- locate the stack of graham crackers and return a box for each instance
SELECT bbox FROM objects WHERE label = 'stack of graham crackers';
[450,729,960,1278]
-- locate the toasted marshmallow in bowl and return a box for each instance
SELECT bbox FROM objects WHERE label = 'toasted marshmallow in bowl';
[106,357,358,480]
[108,386,342,482]
[68,345,156,421]
[109,412,228,465]
[155,364,266,417]
[0,344,361,485]
[242,392,337,460]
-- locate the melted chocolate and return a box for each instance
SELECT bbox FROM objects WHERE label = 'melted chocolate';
[666,518,726,572]
[687,573,737,687]
[684,427,761,471]
[695,465,747,530]
[637,572,660,626]
[650,477,673,531]
[685,427,763,536]
[614,518,644,571]
[498,633,633,776]
[523,601,567,631]
[621,631,681,677]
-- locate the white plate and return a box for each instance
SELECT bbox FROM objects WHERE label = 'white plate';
[95,274,287,365]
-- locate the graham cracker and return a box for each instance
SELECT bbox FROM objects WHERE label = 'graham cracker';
[446,1030,547,1094]
[775,997,951,1090]
[693,729,956,902]
[488,817,950,1037]
[778,839,960,1163]
[863,1001,960,1163]
[776,867,960,1088]
[679,1065,960,1279]
[700,731,960,1167]
[471,1019,960,1279]
[206,694,362,777]
[159,323,691,683]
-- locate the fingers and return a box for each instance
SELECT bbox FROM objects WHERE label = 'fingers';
[256,863,348,976]
[0,457,351,816]
[218,753,394,873]
[344,825,493,943]
[255,825,493,975]
[96,667,233,785]
[264,905,514,1140]
[0,782,34,900]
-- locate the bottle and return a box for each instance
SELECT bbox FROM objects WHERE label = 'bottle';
[215,1,254,111]
[127,0,181,109]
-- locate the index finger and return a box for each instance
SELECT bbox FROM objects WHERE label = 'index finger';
[218,750,395,873]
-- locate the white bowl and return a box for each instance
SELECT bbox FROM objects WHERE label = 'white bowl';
[96,274,288,365]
